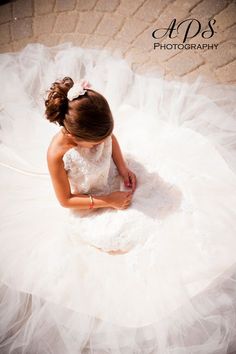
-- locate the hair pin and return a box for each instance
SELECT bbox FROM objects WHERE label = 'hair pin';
[67,79,92,101]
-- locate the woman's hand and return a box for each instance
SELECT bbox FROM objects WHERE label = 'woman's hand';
[107,191,133,210]
[119,167,137,193]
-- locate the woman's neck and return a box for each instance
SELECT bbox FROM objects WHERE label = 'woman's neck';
[60,127,77,147]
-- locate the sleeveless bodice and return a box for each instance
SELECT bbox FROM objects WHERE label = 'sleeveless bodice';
[62,135,118,196]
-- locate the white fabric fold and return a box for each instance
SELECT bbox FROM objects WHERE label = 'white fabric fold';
[0,43,236,354]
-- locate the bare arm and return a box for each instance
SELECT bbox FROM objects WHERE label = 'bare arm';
[111,133,137,192]
[47,148,111,209]
[111,133,128,175]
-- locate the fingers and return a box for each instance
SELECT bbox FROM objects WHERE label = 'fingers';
[128,173,137,192]
[117,189,133,210]
[123,201,131,209]
[125,194,132,202]
[127,192,132,198]
[121,193,132,209]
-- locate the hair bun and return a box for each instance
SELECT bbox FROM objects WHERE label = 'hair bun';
[61,77,74,91]
[44,77,74,126]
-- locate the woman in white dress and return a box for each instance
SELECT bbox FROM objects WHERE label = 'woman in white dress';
[46,77,134,214]
[0,43,236,354]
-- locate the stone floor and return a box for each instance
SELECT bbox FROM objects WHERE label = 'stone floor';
[0,0,235,84]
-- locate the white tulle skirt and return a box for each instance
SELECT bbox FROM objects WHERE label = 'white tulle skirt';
[0,43,236,354]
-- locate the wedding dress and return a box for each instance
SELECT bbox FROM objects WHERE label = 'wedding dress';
[0,43,236,354]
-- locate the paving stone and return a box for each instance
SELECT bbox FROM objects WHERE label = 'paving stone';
[0,0,235,84]
[173,0,208,12]
[201,40,236,68]
[77,0,97,11]
[95,13,123,36]
[183,63,219,83]
[125,47,150,66]
[53,12,78,33]
[165,51,204,76]
[117,0,146,16]
[104,38,131,55]
[55,0,76,12]
[219,24,236,43]
[83,34,110,48]
[0,23,10,44]
[215,59,236,83]
[214,2,236,31]
[11,17,33,41]
[154,3,189,29]
[34,0,55,15]
[0,2,12,24]
[95,0,120,12]
[190,0,229,29]
[197,21,236,47]
[60,33,85,46]
[12,37,36,51]
[136,59,165,76]
[13,0,33,19]
[150,37,184,62]
[188,25,220,48]
[76,11,103,34]
[0,43,13,53]
[134,0,174,22]
[133,27,157,51]
[34,14,56,35]
[36,34,61,47]
[115,17,149,44]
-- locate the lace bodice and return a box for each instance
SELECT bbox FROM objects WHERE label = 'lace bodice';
[62,135,118,196]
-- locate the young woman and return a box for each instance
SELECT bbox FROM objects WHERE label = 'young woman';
[0,44,236,354]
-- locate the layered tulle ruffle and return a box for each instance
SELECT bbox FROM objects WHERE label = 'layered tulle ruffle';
[0,43,236,353]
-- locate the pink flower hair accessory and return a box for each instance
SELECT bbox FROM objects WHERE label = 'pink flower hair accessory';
[80,79,92,89]
[67,79,92,101]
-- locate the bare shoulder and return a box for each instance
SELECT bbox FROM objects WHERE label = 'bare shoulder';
[47,131,64,162]
[46,130,74,205]
[47,130,74,163]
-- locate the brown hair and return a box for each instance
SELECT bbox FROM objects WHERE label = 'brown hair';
[44,77,114,142]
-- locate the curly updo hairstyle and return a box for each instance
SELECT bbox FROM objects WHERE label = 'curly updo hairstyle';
[44,77,114,142]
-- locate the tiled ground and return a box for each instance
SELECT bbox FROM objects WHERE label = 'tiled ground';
[0,0,235,84]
